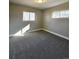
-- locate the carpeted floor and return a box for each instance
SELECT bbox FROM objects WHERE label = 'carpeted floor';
[9,30,69,59]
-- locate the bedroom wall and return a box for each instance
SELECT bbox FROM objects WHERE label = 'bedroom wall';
[9,3,43,35]
[43,2,69,38]
[9,2,69,39]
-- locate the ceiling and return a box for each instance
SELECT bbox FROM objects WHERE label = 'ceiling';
[10,0,68,9]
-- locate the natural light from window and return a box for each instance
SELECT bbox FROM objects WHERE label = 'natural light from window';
[13,11,35,36]
[23,12,35,21]
[13,24,30,36]
[52,10,69,18]
[23,12,29,21]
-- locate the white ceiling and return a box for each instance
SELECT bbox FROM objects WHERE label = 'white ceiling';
[10,0,68,9]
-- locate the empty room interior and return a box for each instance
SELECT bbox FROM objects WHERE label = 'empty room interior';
[9,0,69,59]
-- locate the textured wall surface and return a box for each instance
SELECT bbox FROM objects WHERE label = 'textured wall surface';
[43,2,69,37]
[9,2,69,38]
[9,3,43,35]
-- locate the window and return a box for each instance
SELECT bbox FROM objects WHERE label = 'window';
[52,10,69,18]
[23,11,35,21]
[23,12,29,21]
[30,12,35,21]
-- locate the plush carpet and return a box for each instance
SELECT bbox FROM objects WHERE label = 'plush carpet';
[9,30,69,59]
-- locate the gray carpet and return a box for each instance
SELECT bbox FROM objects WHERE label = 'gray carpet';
[9,30,69,59]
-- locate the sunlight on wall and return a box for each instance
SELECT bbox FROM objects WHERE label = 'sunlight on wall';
[22,24,30,34]
[13,24,30,36]
[13,30,24,36]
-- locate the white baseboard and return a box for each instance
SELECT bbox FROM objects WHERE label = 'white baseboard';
[29,28,69,40]
[29,28,43,32]
[42,29,69,40]
[9,28,43,37]
[9,34,14,37]
[9,28,69,40]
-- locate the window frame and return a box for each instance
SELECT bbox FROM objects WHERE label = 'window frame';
[52,10,69,18]
[23,11,35,21]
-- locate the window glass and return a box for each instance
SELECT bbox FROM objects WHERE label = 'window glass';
[52,10,69,18]
[23,12,29,21]
[30,12,35,21]
[23,12,35,21]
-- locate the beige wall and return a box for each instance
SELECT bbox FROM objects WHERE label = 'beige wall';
[9,2,69,38]
[43,2,69,38]
[9,3,43,35]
